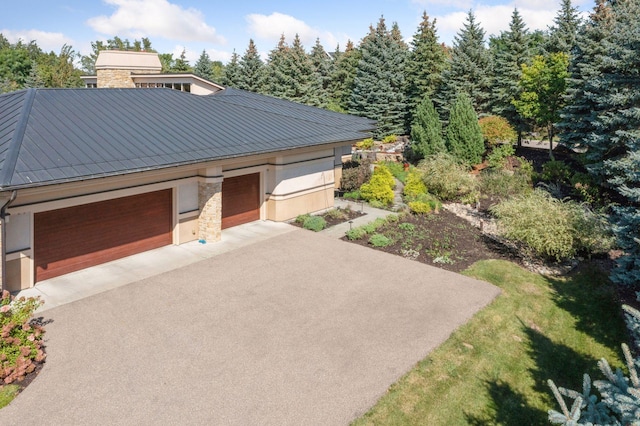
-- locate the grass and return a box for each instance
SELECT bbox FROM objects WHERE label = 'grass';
[353,260,626,425]
[0,385,19,409]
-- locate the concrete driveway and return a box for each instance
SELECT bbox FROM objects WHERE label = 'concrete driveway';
[2,229,499,425]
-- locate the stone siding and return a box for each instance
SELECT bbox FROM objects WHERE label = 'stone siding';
[198,181,222,243]
[96,68,161,88]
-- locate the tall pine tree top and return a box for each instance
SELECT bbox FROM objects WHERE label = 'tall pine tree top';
[436,11,492,116]
[405,12,448,117]
[221,50,241,88]
[349,17,408,138]
[193,49,213,80]
[329,40,361,112]
[261,35,293,99]
[546,0,582,55]
[238,39,264,93]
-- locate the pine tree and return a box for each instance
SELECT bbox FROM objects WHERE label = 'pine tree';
[328,40,360,112]
[409,95,445,160]
[309,38,332,108]
[436,11,492,116]
[193,49,213,80]
[445,93,485,166]
[172,48,191,73]
[221,51,241,88]
[546,0,582,55]
[261,35,293,99]
[287,34,323,106]
[558,0,614,164]
[23,60,44,88]
[238,39,264,93]
[490,9,532,144]
[348,17,408,138]
[405,12,448,121]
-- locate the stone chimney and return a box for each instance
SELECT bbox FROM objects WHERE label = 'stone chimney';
[95,51,162,88]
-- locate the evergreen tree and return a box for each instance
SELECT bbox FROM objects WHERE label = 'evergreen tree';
[405,12,448,121]
[261,35,293,99]
[409,95,445,160]
[436,11,492,116]
[558,0,614,157]
[287,34,323,106]
[172,48,191,73]
[328,40,360,112]
[23,60,44,88]
[490,9,532,145]
[309,38,332,108]
[445,93,484,166]
[238,39,264,93]
[546,0,582,55]
[221,50,241,88]
[193,49,213,80]
[349,17,408,138]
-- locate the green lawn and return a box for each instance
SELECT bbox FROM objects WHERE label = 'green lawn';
[353,259,626,425]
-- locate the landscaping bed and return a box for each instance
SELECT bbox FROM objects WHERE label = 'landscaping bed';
[342,209,519,273]
[290,207,365,231]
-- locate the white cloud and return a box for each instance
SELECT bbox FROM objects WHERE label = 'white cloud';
[0,29,75,53]
[87,0,225,44]
[245,12,341,50]
[411,0,474,10]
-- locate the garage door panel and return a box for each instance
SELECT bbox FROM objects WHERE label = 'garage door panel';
[35,190,172,282]
[222,173,260,229]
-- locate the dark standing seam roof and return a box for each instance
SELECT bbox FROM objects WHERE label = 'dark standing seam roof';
[0,88,375,190]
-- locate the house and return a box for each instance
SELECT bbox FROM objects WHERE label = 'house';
[0,54,374,292]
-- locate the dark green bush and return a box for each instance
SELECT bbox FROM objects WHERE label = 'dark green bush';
[343,190,362,200]
[295,214,310,224]
[486,144,515,169]
[541,160,572,184]
[479,169,532,199]
[302,216,326,232]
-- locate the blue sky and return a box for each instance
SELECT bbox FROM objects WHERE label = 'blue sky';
[1,0,593,65]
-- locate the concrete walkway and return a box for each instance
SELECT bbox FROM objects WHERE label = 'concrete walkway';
[3,228,499,425]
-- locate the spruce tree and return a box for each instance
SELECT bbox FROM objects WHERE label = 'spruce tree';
[221,51,241,88]
[328,40,360,112]
[436,11,492,116]
[409,95,445,160]
[288,34,323,106]
[172,48,191,73]
[261,35,293,99]
[309,38,332,108]
[405,12,448,121]
[558,0,613,156]
[349,17,408,138]
[546,0,582,55]
[490,9,532,144]
[238,39,264,93]
[193,49,213,80]
[445,93,485,166]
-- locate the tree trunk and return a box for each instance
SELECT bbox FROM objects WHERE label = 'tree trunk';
[548,124,555,161]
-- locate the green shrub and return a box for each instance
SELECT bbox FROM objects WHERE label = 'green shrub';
[491,189,614,261]
[418,153,478,202]
[478,115,517,146]
[369,233,393,247]
[382,134,398,144]
[408,201,434,214]
[570,172,605,206]
[0,291,46,385]
[541,160,572,184]
[386,214,399,223]
[356,138,375,150]
[302,216,326,232]
[295,214,310,224]
[325,208,348,220]
[403,170,427,200]
[343,190,362,200]
[381,161,408,183]
[345,227,367,240]
[399,222,415,232]
[360,164,395,205]
[340,160,372,191]
[362,217,388,234]
[486,144,515,169]
[479,169,532,199]
[368,199,388,209]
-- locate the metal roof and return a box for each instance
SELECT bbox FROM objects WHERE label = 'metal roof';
[0,88,375,190]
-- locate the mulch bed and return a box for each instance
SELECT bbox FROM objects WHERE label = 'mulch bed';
[290,208,365,229]
[341,209,521,274]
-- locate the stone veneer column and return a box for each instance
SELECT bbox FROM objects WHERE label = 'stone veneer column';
[198,178,223,243]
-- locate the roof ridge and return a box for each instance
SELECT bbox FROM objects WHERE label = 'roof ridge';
[0,88,36,188]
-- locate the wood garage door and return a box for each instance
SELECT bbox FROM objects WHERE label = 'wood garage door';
[222,173,260,229]
[34,189,172,282]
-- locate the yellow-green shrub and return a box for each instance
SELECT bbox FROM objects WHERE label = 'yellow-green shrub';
[403,170,427,200]
[360,164,395,205]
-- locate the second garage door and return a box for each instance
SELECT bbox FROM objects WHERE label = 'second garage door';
[222,173,260,229]
[34,189,173,282]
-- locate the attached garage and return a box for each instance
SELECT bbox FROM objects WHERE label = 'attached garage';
[221,173,260,229]
[34,190,173,282]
